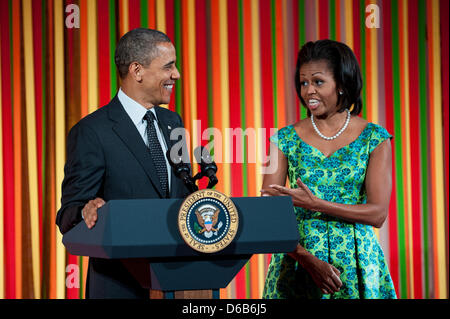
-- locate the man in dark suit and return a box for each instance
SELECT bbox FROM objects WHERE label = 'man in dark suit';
[56,28,190,298]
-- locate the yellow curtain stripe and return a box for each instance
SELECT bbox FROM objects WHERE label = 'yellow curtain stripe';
[54,0,66,299]
[187,0,198,172]
[219,0,231,196]
[122,0,129,36]
[344,0,354,50]
[257,253,264,298]
[251,0,263,298]
[401,0,415,298]
[22,0,41,299]
[431,0,446,299]
[156,0,166,33]
[251,0,262,197]
[315,0,319,40]
[88,0,98,114]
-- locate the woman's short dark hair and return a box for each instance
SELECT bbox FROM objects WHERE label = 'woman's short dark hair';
[294,39,363,115]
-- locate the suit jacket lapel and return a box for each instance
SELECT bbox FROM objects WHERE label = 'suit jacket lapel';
[108,96,165,197]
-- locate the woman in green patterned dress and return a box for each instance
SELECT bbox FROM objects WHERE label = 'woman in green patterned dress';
[260,40,397,299]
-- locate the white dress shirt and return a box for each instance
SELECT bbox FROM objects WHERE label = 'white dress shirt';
[117,88,171,192]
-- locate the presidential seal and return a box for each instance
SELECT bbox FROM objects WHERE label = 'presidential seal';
[178,189,239,253]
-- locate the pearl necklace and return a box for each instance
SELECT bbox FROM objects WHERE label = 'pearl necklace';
[311,109,351,140]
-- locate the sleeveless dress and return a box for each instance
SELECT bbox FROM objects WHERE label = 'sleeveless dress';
[262,122,397,299]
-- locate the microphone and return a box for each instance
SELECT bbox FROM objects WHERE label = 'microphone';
[194,146,218,189]
[166,149,198,194]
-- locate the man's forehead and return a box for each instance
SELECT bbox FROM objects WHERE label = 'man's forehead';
[150,42,177,66]
[155,42,175,54]
[149,42,175,63]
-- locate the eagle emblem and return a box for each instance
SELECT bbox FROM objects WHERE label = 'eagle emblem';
[178,189,239,253]
[194,204,222,238]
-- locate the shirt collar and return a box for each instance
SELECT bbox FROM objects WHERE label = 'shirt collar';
[117,88,157,125]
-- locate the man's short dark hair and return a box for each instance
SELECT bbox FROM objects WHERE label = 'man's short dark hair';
[294,39,363,115]
[114,28,172,79]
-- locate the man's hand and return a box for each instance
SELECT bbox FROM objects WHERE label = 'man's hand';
[82,198,106,229]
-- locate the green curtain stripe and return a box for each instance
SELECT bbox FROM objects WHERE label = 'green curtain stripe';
[109,0,117,98]
[298,0,306,48]
[140,0,148,28]
[417,0,429,299]
[174,0,182,116]
[329,0,336,41]
[298,0,307,120]
[78,256,83,298]
[359,0,367,120]
[271,0,278,128]
[245,263,251,299]
[391,0,407,299]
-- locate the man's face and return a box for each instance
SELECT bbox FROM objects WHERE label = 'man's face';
[139,42,180,107]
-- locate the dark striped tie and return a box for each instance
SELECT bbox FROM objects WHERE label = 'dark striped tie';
[144,110,168,197]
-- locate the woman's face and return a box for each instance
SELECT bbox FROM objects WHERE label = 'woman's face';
[298,60,340,117]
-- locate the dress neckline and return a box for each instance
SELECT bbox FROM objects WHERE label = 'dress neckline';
[290,123,371,159]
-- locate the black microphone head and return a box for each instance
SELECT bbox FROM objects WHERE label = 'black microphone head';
[166,145,198,193]
[166,149,191,178]
[175,164,191,178]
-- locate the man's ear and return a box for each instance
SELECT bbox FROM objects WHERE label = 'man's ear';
[128,62,142,82]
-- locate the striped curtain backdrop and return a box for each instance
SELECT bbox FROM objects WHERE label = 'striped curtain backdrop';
[0,0,448,299]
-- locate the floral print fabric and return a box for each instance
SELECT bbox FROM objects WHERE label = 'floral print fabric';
[262,122,397,299]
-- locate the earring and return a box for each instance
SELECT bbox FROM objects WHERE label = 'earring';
[339,91,343,95]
